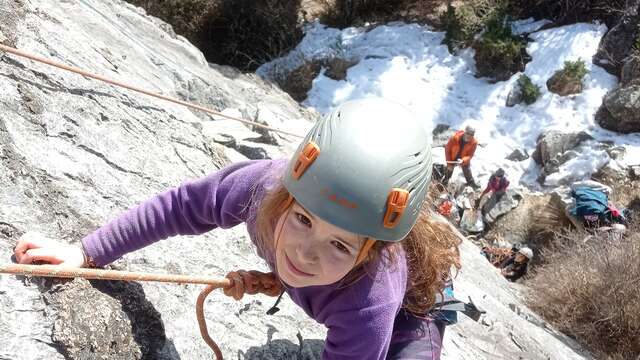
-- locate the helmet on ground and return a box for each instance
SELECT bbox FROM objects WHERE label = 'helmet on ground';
[518,247,533,260]
[282,97,432,242]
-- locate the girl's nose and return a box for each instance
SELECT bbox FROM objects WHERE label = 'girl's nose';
[296,238,319,264]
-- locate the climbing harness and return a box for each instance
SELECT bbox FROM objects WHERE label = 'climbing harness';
[0,263,280,359]
[0,44,303,138]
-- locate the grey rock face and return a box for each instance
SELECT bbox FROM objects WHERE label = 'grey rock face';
[593,0,640,76]
[597,84,640,133]
[0,0,26,47]
[0,1,318,359]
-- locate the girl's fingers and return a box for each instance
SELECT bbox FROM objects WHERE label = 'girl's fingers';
[224,270,282,299]
[14,239,39,262]
[21,248,63,265]
[224,272,245,301]
[232,273,244,300]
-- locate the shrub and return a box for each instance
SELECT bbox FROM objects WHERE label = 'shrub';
[440,0,507,52]
[127,0,302,71]
[546,59,588,96]
[126,0,216,42]
[473,11,527,81]
[508,0,626,27]
[517,74,540,104]
[528,228,640,358]
[321,0,447,28]
[563,59,588,81]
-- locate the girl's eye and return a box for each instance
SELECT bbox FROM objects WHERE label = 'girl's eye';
[332,241,350,254]
[295,213,312,227]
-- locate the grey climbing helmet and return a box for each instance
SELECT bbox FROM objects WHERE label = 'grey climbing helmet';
[282,97,433,241]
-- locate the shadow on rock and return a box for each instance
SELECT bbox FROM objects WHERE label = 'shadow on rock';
[42,277,179,360]
[90,279,180,360]
[238,330,324,360]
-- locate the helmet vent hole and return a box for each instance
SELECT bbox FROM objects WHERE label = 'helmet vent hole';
[414,152,421,157]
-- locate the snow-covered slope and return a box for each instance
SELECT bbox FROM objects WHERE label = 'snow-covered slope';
[259,21,640,189]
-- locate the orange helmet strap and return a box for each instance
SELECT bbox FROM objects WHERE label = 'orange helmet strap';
[355,238,376,265]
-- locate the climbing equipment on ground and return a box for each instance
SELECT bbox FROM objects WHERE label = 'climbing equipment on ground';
[0,44,303,138]
[0,263,280,359]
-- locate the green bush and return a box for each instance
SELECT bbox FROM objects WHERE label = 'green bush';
[323,0,408,27]
[563,59,588,81]
[440,0,507,52]
[508,0,625,27]
[472,11,527,81]
[126,0,215,40]
[127,0,302,71]
[518,74,540,104]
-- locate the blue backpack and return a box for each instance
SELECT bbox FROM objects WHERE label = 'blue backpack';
[570,187,609,220]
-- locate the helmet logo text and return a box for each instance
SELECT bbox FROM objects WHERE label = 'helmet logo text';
[321,188,358,209]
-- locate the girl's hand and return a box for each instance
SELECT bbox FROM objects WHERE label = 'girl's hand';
[13,232,85,267]
[223,270,282,300]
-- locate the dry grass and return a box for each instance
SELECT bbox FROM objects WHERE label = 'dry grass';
[527,226,640,359]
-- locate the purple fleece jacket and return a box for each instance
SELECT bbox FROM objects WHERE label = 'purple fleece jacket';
[82,159,409,359]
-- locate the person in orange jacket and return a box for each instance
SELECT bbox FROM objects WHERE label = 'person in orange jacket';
[442,125,478,188]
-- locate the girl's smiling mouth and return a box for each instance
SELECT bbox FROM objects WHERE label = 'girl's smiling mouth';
[285,253,314,277]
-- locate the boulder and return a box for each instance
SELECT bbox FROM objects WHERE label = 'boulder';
[323,57,358,81]
[506,148,529,162]
[432,124,456,148]
[483,189,523,224]
[596,84,640,133]
[531,130,593,166]
[281,60,322,102]
[546,71,583,96]
[506,85,523,107]
[621,54,640,86]
[593,0,640,76]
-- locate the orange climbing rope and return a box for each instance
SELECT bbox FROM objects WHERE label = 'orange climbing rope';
[0,263,280,360]
[0,44,304,138]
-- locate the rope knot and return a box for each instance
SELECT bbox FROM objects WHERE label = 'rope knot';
[223,270,282,300]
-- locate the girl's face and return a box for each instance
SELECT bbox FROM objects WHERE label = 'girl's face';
[274,201,364,288]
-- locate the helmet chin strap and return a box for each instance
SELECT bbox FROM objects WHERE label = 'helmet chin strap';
[274,195,294,258]
[355,238,376,266]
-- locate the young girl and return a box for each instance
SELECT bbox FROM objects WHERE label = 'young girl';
[14,97,461,359]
